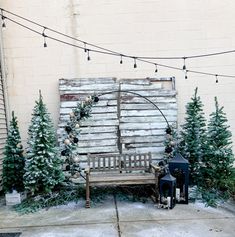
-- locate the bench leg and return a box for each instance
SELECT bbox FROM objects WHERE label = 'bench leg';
[85,173,91,208]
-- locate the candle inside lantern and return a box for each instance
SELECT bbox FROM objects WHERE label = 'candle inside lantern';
[176,188,180,201]
[167,196,171,208]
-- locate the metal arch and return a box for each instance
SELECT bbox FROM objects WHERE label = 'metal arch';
[97,90,170,128]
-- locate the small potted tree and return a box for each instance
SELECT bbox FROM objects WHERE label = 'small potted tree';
[2,112,25,205]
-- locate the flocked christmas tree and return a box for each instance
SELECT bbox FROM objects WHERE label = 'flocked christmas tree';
[179,87,207,184]
[2,111,25,193]
[24,91,64,195]
[201,97,234,190]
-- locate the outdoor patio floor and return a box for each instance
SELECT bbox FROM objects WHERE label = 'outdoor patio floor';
[0,196,234,237]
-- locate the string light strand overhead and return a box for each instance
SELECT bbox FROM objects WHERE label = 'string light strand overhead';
[1,8,235,80]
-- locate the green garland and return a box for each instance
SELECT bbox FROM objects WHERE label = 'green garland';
[61,95,99,176]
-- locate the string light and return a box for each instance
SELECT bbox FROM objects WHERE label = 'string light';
[185,70,188,79]
[42,27,47,47]
[120,55,123,64]
[87,49,90,61]
[1,8,235,81]
[133,57,137,68]
[155,64,158,73]
[183,57,186,70]
[215,74,218,83]
[1,9,6,28]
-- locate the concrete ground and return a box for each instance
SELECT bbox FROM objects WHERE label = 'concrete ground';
[0,196,234,237]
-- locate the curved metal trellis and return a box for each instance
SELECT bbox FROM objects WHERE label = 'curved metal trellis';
[97,89,170,128]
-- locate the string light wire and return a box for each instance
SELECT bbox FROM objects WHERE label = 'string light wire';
[2,8,235,61]
[1,9,235,79]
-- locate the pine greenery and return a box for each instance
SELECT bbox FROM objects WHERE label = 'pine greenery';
[2,111,25,193]
[179,87,207,184]
[201,97,234,191]
[24,91,64,195]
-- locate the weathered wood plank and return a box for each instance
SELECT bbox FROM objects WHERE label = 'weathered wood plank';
[60,93,117,101]
[120,79,151,85]
[59,78,117,86]
[61,100,117,108]
[78,139,117,148]
[60,106,117,115]
[124,143,164,148]
[78,146,119,154]
[122,146,165,154]
[58,119,119,127]
[80,126,117,134]
[79,133,118,141]
[120,96,176,104]
[120,129,165,137]
[120,103,177,110]
[119,122,168,130]
[119,116,177,123]
[57,126,117,135]
[120,109,177,117]
[120,90,176,97]
[80,119,119,127]
[120,135,165,143]
[60,83,119,92]
[59,112,118,121]
[120,83,162,91]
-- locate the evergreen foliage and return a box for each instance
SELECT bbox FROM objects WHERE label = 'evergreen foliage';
[2,112,25,193]
[61,95,98,176]
[179,87,207,184]
[24,91,64,195]
[201,97,234,191]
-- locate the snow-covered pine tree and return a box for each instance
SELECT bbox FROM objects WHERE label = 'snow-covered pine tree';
[179,87,207,184]
[24,91,64,195]
[2,111,25,193]
[202,97,234,190]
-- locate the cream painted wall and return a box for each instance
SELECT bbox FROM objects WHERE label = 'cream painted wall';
[1,0,235,150]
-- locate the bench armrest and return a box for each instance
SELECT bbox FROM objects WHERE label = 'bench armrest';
[150,163,161,172]
[84,167,90,174]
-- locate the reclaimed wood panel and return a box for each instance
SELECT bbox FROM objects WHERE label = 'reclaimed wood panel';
[58,77,177,170]
[119,78,177,159]
[58,78,119,163]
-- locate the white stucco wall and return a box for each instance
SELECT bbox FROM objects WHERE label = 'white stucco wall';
[1,0,235,150]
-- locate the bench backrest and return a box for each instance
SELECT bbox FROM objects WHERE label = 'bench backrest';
[87,153,152,173]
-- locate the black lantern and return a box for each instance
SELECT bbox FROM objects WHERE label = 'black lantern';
[159,172,176,209]
[169,153,189,204]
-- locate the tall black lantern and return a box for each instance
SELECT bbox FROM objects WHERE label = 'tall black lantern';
[159,172,176,209]
[169,153,189,204]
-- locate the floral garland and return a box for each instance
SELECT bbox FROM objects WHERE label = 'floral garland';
[61,95,99,177]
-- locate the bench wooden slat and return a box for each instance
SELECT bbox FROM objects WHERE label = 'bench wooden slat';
[85,152,160,208]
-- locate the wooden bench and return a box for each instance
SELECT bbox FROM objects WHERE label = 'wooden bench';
[85,153,161,208]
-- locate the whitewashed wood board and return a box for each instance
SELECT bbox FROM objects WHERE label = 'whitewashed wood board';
[120,129,166,137]
[120,116,177,123]
[124,142,164,148]
[59,112,118,121]
[60,78,117,86]
[78,139,117,148]
[120,90,176,97]
[120,103,177,110]
[60,106,117,115]
[122,146,165,154]
[61,100,117,108]
[120,83,162,91]
[119,122,167,130]
[120,109,177,117]
[77,146,119,154]
[120,135,166,144]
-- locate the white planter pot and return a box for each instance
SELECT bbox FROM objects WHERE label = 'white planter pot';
[5,191,27,206]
